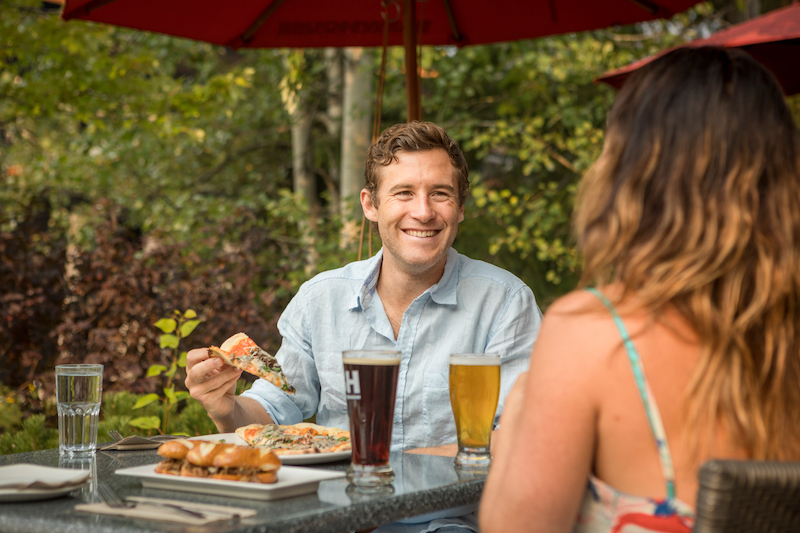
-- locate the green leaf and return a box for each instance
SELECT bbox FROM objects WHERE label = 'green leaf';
[129,416,161,430]
[146,364,167,377]
[174,391,190,402]
[183,309,197,319]
[165,361,177,378]
[163,386,177,404]
[132,394,160,409]
[178,351,187,368]
[160,334,179,349]
[154,318,177,334]
[179,319,201,338]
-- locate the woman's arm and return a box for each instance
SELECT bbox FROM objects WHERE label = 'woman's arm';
[479,293,603,533]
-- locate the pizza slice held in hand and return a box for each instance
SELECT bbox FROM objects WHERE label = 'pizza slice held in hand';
[209,332,296,394]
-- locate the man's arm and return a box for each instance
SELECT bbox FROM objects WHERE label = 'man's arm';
[405,429,501,457]
[486,284,542,422]
[185,348,274,433]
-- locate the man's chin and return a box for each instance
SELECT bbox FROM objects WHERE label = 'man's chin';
[395,253,449,276]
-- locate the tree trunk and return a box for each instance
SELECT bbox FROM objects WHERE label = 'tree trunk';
[324,48,343,216]
[340,47,374,251]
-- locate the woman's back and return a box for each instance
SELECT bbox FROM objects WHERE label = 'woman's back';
[569,288,748,511]
[479,46,800,533]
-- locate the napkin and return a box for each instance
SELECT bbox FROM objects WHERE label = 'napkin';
[0,464,91,491]
[75,496,257,525]
[99,434,183,451]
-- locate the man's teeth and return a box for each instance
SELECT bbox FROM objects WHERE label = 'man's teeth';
[406,230,438,237]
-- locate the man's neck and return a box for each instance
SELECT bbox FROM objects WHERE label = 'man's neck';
[376,255,447,338]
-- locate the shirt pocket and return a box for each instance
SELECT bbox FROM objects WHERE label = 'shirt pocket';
[317,362,348,420]
[421,370,456,442]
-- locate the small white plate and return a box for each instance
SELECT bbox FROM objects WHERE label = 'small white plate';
[190,433,352,465]
[0,464,90,502]
[0,484,88,502]
[115,464,345,501]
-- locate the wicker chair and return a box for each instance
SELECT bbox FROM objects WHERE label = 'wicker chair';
[694,460,800,533]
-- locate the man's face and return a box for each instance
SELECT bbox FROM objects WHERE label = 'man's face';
[361,148,465,278]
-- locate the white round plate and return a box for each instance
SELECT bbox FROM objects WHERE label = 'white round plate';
[190,433,351,465]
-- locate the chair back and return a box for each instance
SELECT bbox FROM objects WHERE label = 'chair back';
[694,459,800,533]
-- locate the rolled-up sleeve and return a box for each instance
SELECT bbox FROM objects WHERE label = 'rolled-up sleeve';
[485,284,542,425]
[241,284,319,425]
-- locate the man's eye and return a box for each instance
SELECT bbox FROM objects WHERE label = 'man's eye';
[396,191,413,196]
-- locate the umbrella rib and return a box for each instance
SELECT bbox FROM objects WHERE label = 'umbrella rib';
[441,0,462,42]
[627,0,671,16]
[241,0,288,44]
[549,0,558,23]
[62,0,120,19]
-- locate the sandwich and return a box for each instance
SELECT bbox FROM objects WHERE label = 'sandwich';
[155,439,281,484]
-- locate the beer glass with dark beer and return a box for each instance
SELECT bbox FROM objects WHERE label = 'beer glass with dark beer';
[449,353,501,468]
[343,350,402,487]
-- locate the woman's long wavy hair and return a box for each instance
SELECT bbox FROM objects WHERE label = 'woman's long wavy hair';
[575,47,800,459]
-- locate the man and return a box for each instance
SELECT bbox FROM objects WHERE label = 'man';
[186,121,542,532]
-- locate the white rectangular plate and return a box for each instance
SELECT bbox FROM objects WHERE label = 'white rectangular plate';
[115,463,345,501]
[190,433,352,466]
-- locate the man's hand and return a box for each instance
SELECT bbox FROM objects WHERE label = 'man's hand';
[406,443,458,457]
[185,347,242,422]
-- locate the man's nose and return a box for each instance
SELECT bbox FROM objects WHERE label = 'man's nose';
[410,195,435,221]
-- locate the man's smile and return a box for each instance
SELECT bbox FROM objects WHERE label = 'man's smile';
[404,229,440,238]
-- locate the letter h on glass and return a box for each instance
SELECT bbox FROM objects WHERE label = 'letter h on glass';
[345,370,361,399]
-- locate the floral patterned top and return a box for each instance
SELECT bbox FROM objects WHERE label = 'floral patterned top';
[574,289,695,533]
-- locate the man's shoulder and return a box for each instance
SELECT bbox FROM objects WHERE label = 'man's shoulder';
[297,256,376,291]
[454,252,529,293]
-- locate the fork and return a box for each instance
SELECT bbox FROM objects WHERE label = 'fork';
[107,430,124,442]
[97,481,207,519]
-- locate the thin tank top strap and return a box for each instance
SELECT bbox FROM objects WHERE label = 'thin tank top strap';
[585,287,677,499]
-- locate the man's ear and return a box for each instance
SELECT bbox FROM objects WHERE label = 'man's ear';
[458,204,465,224]
[361,189,378,222]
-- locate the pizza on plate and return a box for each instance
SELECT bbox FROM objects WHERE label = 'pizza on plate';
[209,332,295,394]
[235,423,351,456]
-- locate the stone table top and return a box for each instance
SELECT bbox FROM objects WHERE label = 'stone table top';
[0,443,486,533]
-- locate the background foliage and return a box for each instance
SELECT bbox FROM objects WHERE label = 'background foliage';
[2,0,798,449]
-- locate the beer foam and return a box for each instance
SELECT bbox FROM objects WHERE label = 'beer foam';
[450,355,501,366]
[342,357,401,366]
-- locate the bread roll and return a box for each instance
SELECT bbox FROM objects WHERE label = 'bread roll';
[185,442,225,467]
[156,439,281,483]
[156,439,194,460]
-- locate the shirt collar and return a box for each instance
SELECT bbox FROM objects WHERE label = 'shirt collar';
[350,248,460,310]
[428,248,459,306]
[351,249,383,311]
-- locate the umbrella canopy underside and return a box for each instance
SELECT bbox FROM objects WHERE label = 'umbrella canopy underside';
[597,2,800,95]
[62,0,704,49]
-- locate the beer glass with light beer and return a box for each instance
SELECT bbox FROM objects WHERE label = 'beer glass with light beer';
[342,350,401,487]
[449,353,501,467]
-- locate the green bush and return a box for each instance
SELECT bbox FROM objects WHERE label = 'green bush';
[0,390,218,455]
[0,415,58,455]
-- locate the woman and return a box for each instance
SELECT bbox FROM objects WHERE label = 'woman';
[479,47,800,533]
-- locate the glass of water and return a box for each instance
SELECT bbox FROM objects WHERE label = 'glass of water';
[56,364,103,456]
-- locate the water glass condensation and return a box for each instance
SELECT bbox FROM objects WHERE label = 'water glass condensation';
[449,353,501,468]
[342,350,401,488]
[56,364,103,456]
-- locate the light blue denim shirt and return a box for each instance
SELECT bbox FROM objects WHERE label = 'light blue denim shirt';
[242,247,542,451]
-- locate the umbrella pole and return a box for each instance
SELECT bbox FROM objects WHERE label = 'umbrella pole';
[403,0,421,121]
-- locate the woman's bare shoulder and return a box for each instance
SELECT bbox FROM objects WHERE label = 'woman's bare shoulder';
[535,287,634,369]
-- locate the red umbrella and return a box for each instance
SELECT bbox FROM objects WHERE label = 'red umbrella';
[596,2,800,95]
[61,0,704,120]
